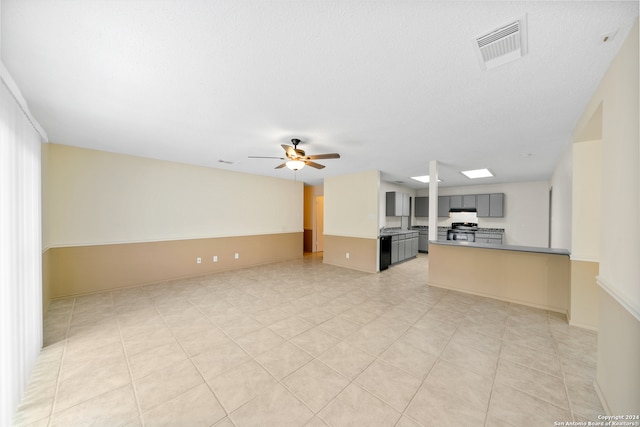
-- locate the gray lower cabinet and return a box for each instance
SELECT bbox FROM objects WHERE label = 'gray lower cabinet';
[411,236,419,256]
[475,232,503,244]
[418,233,429,252]
[391,237,399,264]
[389,232,419,264]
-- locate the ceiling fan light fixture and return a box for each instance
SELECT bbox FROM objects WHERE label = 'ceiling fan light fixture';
[286,160,305,171]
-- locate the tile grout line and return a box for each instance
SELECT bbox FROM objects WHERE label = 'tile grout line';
[481,308,508,427]
[394,293,464,427]
[550,311,579,422]
[150,292,231,422]
[45,297,76,427]
[114,291,147,427]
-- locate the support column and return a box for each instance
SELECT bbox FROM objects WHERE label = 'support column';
[428,160,438,241]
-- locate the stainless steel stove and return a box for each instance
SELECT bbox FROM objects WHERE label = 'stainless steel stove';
[447,222,478,242]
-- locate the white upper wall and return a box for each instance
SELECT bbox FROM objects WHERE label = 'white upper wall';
[574,19,639,319]
[550,141,573,251]
[324,170,379,239]
[45,144,303,247]
[572,140,602,262]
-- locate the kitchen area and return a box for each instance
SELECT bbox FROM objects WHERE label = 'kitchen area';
[379,188,506,270]
[377,181,571,315]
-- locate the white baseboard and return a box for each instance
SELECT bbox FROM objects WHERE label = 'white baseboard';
[568,319,598,332]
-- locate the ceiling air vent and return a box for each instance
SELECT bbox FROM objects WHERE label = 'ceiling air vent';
[474,16,527,70]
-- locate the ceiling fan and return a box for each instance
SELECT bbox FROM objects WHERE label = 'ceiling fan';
[249,138,340,171]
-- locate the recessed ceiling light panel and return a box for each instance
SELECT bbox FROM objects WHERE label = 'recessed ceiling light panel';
[411,175,430,183]
[410,175,442,183]
[461,168,493,179]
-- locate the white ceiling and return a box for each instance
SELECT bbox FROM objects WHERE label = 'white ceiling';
[2,1,638,188]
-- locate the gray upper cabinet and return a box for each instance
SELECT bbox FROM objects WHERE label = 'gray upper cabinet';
[386,191,410,216]
[415,197,429,217]
[449,195,462,209]
[476,193,504,217]
[437,196,450,217]
[420,192,504,218]
[489,193,504,217]
[463,195,476,208]
[476,194,490,217]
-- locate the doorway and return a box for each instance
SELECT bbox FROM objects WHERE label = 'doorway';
[315,196,324,252]
[548,187,553,248]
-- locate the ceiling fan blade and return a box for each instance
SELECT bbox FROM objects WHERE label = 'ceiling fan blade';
[281,144,297,159]
[274,163,287,169]
[305,161,326,169]
[305,153,340,160]
[248,156,285,159]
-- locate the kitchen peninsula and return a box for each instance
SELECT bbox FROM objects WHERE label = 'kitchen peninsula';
[428,240,570,314]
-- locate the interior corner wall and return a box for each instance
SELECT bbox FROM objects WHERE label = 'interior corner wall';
[44,144,304,298]
[549,142,572,251]
[568,139,602,330]
[324,170,379,273]
[572,19,639,415]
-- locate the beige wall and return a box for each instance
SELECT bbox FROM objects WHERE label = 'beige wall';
[569,260,599,330]
[571,19,639,414]
[416,181,550,247]
[45,144,303,246]
[572,140,602,262]
[43,144,304,300]
[567,139,602,330]
[596,288,640,414]
[324,170,380,272]
[324,170,380,238]
[428,244,569,314]
[47,233,302,298]
[323,235,377,274]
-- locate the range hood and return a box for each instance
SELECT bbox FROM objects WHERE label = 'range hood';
[449,208,477,213]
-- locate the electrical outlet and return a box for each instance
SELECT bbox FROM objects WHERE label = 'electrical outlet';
[213,256,218,262]
[346,252,350,259]
[196,257,202,264]
[234,253,239,260]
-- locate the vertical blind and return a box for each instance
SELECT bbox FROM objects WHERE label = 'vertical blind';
[0,66,47,426]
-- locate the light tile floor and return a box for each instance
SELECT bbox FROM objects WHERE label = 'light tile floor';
[15,253,604,426]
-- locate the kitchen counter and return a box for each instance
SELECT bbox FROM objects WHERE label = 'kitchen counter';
[379,230,419,265]
[430,240,569,256]
[380,229,418,237]
[428,240,570,313]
